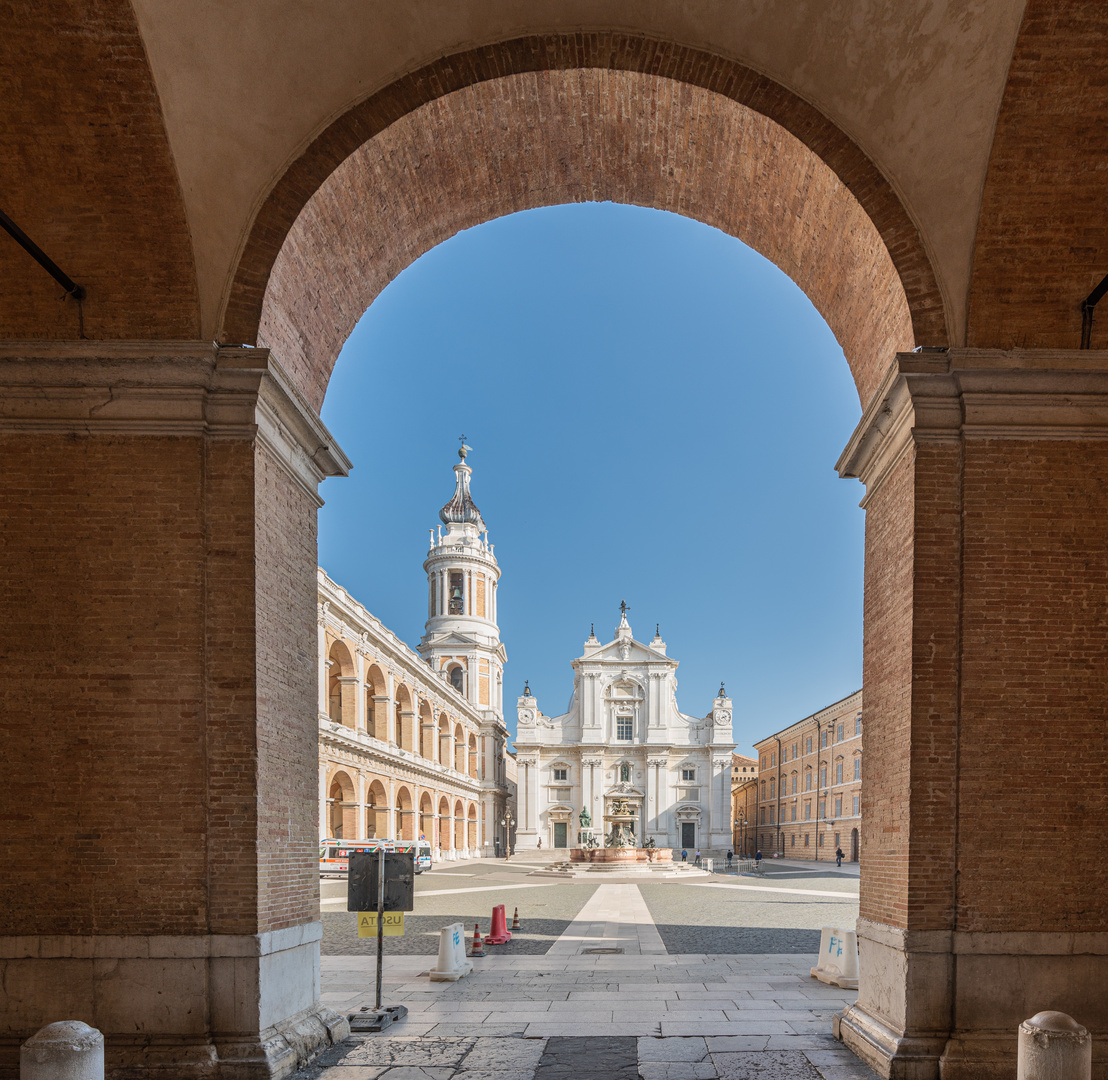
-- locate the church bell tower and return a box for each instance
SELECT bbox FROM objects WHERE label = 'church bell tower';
[418,443,505,719]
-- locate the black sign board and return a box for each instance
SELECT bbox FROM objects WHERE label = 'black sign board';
[347,851,415,912]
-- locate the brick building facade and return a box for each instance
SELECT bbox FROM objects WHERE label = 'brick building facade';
[752,690,862,862]
[730,754,758,856]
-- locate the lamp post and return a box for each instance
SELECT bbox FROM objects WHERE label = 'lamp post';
[740,819,748,859]
[500,808,515,860]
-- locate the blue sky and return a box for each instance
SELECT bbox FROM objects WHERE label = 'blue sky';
[318,203,864,755]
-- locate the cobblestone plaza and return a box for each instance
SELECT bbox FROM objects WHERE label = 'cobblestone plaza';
[309,858,873,1079]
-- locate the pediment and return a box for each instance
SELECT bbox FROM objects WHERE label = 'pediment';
[602,784,645,798]
[589,638,668,664]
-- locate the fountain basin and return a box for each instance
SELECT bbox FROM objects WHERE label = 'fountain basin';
[570,847,672,864]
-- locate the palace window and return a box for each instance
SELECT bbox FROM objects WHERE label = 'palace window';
[806,737,812,754]
[553,768,567,781]
[836,762,843,785]
[791,804,797,822]
[791,774,798,794]
[769,807,775,824]
[820,766,827,788]
[771,751,776,766]
[804,801,811,821]
[804,833,810,847]
[819,833,824,846]
[760,808,766,824]
[792,743,798,759]
[822,731,829,748]
[855,713,862,735]
[837,723,844,742]
[791,834,796,847]
[854,758,861,781]
[805,771,812,792]
[853,795,860,815]
[835,796,842,817]
[682,767,695,781]
[769,779,776,799]
[616,716,633,741]
[819,800,826,819]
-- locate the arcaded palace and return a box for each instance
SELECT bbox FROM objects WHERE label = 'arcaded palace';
[318,448,510,858]
[514,607,736,854]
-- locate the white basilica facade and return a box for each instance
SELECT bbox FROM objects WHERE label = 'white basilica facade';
[514,607,736,855]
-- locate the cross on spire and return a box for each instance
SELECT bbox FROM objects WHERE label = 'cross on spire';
[620,600,630,616]
[457,434,472,461]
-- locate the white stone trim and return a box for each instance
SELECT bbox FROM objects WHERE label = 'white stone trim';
[0,922,324,959]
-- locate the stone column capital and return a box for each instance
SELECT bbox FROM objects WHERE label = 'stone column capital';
[0,340,350,501]
[838,347,1108,498]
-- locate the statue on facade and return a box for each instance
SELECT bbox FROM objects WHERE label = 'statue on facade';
[579,806,591,827]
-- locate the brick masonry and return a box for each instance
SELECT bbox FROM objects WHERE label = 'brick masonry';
[252,58,922,412]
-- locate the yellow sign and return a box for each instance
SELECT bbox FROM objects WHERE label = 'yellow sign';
[357,911,405,937]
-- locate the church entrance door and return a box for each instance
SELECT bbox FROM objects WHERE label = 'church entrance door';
[553,823,567,848]
[681,823,695,849]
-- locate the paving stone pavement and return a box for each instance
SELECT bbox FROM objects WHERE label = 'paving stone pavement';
[305,860,874,1078]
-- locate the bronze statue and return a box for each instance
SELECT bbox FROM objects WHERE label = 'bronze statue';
[579,806,591,827]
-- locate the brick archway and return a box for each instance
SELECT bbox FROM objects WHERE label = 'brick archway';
[223,36,947,411]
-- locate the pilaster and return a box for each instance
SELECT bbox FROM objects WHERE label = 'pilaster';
[0,342,351,1079]
[836,349,1108,1080]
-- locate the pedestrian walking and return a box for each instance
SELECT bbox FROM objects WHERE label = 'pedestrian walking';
[681,848,687,862]
[694,848,701,866]
[726,849,733,869]
[755,849,762,866]
[537,837,542,849]
[835,846,844,867]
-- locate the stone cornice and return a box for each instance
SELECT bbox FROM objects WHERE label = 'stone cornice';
[319,720,484,794]
[838,348,1108,499]
[0,341,350,503]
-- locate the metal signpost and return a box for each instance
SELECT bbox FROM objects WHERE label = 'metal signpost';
[347,848,414,1031]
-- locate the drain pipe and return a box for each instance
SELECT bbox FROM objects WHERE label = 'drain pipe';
[0,208,86,301]
[1080,273,1108,349]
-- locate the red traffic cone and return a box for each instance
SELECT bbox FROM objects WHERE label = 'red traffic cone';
[485,903,512,944]
[511,906,521,930]
[470,922,485,957]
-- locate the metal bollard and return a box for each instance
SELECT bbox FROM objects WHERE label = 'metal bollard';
[21,1022,104,1080]
[1017,1012,1091,1080]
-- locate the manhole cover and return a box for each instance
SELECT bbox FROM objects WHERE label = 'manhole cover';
[582,947,623,954]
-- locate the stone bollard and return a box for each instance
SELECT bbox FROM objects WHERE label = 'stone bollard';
[1017,1012,1091,1080]
[21,1022,104,1080]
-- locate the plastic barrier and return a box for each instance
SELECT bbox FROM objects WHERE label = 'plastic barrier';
[810,926,858,989]
[485,904,512,945]
[429,922,473,982]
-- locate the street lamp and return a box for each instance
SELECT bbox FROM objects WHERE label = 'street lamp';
[740,819,749,858]
[500,808,515,860]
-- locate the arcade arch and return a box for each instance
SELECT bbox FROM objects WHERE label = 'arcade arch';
[327,770,356,839]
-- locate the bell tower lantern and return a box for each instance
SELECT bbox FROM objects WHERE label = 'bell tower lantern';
[418,442,506,719]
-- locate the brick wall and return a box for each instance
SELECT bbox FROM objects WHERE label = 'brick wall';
[0,435,209,935]
[254,443,321,932]
[957,439,1108,931]
[858,448,916,928]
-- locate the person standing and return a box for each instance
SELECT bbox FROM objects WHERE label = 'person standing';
[726,849,733,870]
[694,848,701,866]
[835,846,844,867]
[681,848,687,862]
[755,849,762,868]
